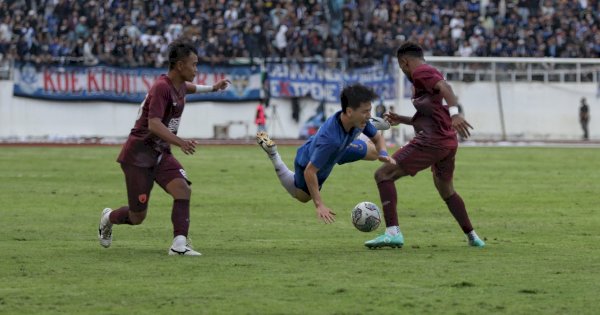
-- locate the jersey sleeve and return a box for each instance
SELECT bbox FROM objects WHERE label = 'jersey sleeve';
[309,136,339,170]
[362,122,377,138]
[412,67,444,95]
[148,82,171,120]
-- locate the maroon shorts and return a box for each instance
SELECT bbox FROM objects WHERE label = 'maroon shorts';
[392,142,456,182]
[120,153,191,212]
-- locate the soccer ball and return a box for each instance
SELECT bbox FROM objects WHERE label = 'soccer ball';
[351,201,381,232]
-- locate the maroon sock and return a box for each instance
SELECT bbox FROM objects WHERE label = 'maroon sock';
[444,193,473,233]
[377,180,398,227]
[172,199,190,238]
[109,206,133,225]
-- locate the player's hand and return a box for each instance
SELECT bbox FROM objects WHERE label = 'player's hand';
[451,115,473,139]
[212,79,231,91]
[316,204,336,224]
[179,139,198,155]
[383,112,402,126]
[377,150,396,165]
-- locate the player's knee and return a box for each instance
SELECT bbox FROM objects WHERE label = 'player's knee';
[169,182,191,199]
[295,190,311,203]
[129,211,147,225]
[180,184,191,198]
[364,150,378,161]
[374,168,390,183]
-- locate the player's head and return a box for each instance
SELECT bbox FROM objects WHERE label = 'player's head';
[396,42,424,80]
[167,38,198,81]
[340,84,378,129]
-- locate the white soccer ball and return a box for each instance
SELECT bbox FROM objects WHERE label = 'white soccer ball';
[351,201,381,232]
[369,117,391,130]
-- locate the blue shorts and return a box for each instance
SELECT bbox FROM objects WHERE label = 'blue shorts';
[294,139,368,195]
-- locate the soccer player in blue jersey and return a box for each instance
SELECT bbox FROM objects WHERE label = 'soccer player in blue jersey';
[257,84,395,223]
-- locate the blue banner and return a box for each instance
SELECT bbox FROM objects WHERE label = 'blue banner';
[13,63,262,103]
[267,62,396,102]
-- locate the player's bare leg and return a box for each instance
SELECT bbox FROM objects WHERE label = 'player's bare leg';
[165,178,200,256]
[433,175,484,247]
[362,137,379,161]
[365,163,407,249]
[256,132,298,199]
[294,189,311,203]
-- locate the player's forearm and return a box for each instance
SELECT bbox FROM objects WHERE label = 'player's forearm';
[371,133,387,152]
[395,115,413,125]
[304,168,323,208]
[148,118,185,147]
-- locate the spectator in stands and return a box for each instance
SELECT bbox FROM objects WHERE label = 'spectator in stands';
[0,0,598,69]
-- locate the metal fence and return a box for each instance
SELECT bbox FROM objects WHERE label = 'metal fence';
[3,57,600,84]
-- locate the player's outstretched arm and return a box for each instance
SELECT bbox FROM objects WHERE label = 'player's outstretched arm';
[435,80,473,139]
[185,79,231,94]
[304,163,336,224]
[384,112,413,126]
[148,118,197,154]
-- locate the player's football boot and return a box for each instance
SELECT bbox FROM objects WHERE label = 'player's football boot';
[364,232,404,249]
[467,234,485,248]
[168,235,202,256]
[256,131,278,157]
[369,117,391,130]
[98,208,113,248]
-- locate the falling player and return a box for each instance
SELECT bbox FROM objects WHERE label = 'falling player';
[257,83,395,223]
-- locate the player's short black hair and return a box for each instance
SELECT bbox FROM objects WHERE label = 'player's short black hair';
[167,38,197,70]
[396,42,424,59]
[340,84,378,113]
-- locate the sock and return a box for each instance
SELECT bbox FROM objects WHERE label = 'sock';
[270,153,297,197]
[386,226,401,236]
[444,193,473,234]
[172,199,190,238]
[466,230,480,241]
[377,180,398,227]
[109,206,132,225]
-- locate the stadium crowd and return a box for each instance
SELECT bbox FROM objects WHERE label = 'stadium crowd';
[0,0,598,69]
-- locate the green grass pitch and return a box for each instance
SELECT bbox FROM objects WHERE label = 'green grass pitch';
[0,145,599,314]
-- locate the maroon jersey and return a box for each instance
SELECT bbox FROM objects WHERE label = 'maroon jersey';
[118,74,186,167]
[410,64,458,149]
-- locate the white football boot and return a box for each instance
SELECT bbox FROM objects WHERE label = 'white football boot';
[98,208,113,248]
[168,235,202,256]
[369,117,391,130]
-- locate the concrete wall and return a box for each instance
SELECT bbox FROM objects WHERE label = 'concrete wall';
[1,80,598,141]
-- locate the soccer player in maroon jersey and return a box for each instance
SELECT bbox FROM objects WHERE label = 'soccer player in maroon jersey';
[98,39,230,256]
[365,42,485,249]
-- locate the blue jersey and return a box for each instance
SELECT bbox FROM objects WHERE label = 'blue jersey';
[294,110,377,193]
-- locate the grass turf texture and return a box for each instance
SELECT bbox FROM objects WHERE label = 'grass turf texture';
[0,145,599,314]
